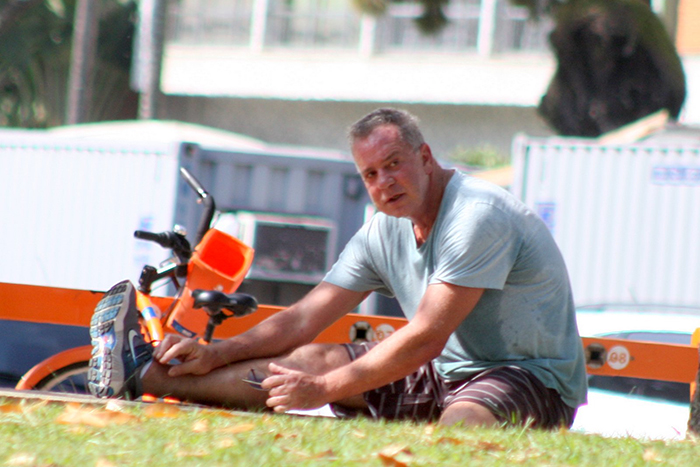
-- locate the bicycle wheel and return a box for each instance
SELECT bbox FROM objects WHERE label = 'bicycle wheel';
[33,361,91,394]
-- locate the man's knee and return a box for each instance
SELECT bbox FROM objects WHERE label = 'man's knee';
[439,401,499,428]
[280,343,351,374]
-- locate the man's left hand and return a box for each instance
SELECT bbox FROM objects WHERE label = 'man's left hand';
[263,362,329,413]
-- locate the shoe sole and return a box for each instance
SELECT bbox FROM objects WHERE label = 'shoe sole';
[88,280,137,398]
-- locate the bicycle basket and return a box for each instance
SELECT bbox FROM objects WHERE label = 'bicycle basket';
[166,228,254,338]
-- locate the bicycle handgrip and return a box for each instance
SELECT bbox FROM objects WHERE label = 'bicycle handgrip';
[134,230,176,249]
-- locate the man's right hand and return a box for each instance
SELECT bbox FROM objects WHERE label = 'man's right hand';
[153,334,226,377]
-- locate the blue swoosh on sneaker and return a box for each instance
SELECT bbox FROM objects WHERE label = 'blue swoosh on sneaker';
[128,329,141,366]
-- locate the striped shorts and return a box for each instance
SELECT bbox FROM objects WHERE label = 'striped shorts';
[336,342,576,429]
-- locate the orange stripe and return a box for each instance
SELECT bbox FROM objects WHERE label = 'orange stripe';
[581,337,698,384]
[3,283,699,385]
[0,282,103,326]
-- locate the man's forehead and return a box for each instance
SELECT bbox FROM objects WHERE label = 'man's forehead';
[366,123,401,141]
[352,124,403,153]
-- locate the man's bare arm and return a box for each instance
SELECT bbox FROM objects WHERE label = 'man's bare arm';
[215,282,369,360]
[265,282,484,411]
[155,282,368,376]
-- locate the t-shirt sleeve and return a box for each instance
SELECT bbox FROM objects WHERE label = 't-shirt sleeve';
[432,201,520,290]
[323,222,392,295]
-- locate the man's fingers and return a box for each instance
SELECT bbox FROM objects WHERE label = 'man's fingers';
[261,374,286,391]
[266,394,290,412]
[167,359,199,377]
[152,334,182,360]
[268,361,291,375]
[157,339,195,364]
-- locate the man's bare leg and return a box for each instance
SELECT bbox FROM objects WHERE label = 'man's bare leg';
[141,343,367,410]
[438,401,499,427]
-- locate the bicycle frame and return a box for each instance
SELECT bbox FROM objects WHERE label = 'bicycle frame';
[15,167,248,390]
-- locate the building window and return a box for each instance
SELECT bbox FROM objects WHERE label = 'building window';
[375,0,481,52]
[169,0,254,45]
[265,0,362,48]
[268,167,290,209]
[167,0,552,55]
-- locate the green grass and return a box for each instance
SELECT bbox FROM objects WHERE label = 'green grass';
[1,397,699,466]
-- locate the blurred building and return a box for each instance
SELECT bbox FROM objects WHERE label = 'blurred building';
[153,0,699,160]
[157,0,560,159]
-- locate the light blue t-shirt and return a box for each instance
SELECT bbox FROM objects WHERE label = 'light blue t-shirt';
[324,172,587,408]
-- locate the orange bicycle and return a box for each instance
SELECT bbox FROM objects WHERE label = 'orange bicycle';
[15,168,260,393]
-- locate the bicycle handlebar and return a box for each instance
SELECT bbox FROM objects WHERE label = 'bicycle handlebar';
[180,167,216,245]
[180,167,206,198]
[133,168,215,295]
[134,230,179,249]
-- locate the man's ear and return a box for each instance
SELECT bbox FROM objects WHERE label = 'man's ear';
[420,144,434,173]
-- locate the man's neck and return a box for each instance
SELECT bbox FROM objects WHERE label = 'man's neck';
[412,168,454,247]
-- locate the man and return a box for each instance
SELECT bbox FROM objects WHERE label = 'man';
[88,108,587,428]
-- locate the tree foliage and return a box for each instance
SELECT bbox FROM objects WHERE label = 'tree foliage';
[0,0,137,127]
[355,0,686,137]
[539,0,685,136]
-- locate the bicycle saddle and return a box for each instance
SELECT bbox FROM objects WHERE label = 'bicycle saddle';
[191,289,258,317]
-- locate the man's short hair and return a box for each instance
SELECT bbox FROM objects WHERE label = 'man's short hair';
[348,108,425,150]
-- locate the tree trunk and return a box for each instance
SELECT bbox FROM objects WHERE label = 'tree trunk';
[135,0,167,120]
[66,0,99,125]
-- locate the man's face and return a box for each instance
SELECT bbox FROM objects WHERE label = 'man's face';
[352,124,432,219]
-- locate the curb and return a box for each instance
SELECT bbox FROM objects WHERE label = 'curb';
[0,388,248,414]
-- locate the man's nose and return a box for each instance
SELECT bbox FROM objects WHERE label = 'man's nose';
[378,171,395,188]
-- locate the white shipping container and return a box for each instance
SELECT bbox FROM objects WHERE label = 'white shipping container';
[0,135,183,291]
[511,132,700,306]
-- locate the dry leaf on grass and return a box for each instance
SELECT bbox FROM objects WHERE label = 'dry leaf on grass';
[0,400,47,414]
[282,447,336,460]
[507,448,543,463]
[469,439,505,451]
[377,444,414,467]
[192,419,209,433]
[142,402,183,418]
[220,423,256,434]
[643,449,661,462]
[0,403,25,414]
[95,458,118,467]
[435,436,464,445]
[201,409,243,418]
[176,449,208,458]
[164,442,210,458]
[217,437,239,449]
[5,453,37,466]
[56,404,137,427]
